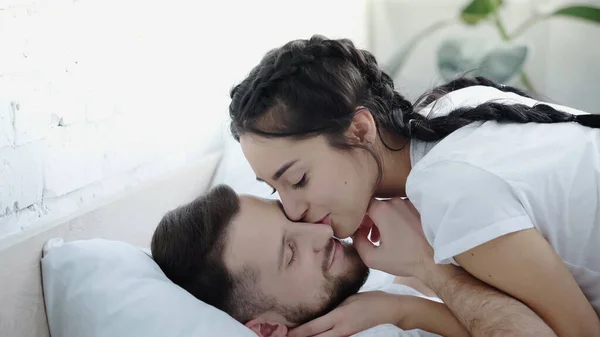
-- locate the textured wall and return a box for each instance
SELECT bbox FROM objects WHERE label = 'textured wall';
[0,0,368,241]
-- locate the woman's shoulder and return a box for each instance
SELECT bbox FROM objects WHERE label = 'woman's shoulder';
[408,122,600,209]
[420,85,590,119]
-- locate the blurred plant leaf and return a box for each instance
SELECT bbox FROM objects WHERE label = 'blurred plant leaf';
[437,39,478,82]
[437,38,527,83]
[510,5,600,39]
[383,20,453,78]
[478,45,527,83]
[551,5,600,24]
[461,0,504,25]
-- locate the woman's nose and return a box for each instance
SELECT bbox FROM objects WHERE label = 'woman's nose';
[280,192,308,221]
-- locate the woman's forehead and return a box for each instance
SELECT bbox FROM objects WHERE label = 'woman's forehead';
[241,134,327,158]
[241,134,294,150]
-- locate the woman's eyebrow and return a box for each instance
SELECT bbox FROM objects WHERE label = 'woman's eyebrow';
[255,160,299,183]
[272,160,298,181]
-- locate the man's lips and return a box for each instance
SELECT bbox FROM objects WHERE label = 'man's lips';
[328,240,342,270]
[323,239,335,271]
[328,241,335,269]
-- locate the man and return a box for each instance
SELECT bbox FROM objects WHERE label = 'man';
[151,185,467,337]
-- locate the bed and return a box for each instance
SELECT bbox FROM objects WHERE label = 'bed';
[0,151,222,337]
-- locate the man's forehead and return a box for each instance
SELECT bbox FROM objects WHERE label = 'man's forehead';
[224,196,283,270]
[238,195,279,217]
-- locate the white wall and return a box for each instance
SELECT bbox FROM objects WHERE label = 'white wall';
[0,0,368,242]
[368,0,600,112]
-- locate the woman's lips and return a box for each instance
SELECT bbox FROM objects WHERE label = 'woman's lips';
[317,214,331,225]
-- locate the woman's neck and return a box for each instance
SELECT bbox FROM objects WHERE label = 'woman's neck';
[374,134,413,198]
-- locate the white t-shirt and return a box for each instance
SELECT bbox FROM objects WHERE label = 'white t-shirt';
[406,85,600,314]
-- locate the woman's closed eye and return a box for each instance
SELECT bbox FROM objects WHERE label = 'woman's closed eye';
[266,174,307,194]
[291,174,308,190]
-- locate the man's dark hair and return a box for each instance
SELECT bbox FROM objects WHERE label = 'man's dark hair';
[151,184,271,322]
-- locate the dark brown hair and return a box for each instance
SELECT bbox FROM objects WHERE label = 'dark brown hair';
[229,35,600,154]
[151,185,270,322]
[151,184,345,324]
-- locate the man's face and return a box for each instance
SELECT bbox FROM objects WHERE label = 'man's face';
[223,195,369,325]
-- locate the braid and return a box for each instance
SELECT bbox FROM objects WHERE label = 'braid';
[408,102,600,142]
[415,76,532,110]
[313,39,416,140]
[233,51,315,130]
[399,76,600,142]
[229,35,600,152]
[230,35,416,141]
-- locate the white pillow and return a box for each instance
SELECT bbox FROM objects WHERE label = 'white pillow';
[41,238,434,337]
[42,238,255,337]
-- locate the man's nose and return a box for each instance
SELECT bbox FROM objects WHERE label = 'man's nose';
[300,223,334,252]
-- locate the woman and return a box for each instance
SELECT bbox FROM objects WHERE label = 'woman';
[228,35,600,337]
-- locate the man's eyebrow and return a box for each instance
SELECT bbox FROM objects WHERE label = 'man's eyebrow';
[278,229,287,272]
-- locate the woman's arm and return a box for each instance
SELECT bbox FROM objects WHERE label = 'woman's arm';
[288,291,468,337]
[420,262,557,337]
[394,276,438,298]
[454,228,600,337]
[355,198,558,337]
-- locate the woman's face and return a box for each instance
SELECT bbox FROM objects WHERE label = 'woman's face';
[240,134,378,239]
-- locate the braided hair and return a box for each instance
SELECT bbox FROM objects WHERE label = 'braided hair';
[229,35,600,147]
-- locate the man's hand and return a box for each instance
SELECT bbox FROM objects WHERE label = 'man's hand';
[353,198,432,277]
[288,291,407,337]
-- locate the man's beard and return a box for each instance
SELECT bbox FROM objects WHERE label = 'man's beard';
[319,241,370,316]
[280,240,370,324]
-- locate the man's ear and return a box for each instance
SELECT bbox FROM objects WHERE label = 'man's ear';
[245,312,289,337]
[344,107,377,144]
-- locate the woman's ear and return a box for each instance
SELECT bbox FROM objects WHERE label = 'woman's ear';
[245,312,289,337]
[344,107,377,144]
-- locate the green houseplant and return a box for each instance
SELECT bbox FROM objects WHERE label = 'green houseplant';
[384,0,600,93]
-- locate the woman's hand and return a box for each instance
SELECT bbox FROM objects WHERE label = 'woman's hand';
[288,290,469,337]
[353,198,434,278]
[288,291,408,337]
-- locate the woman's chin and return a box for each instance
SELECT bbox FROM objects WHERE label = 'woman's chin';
[332,221,355,239]
[333,217,366,239]
[358,214,374,231]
